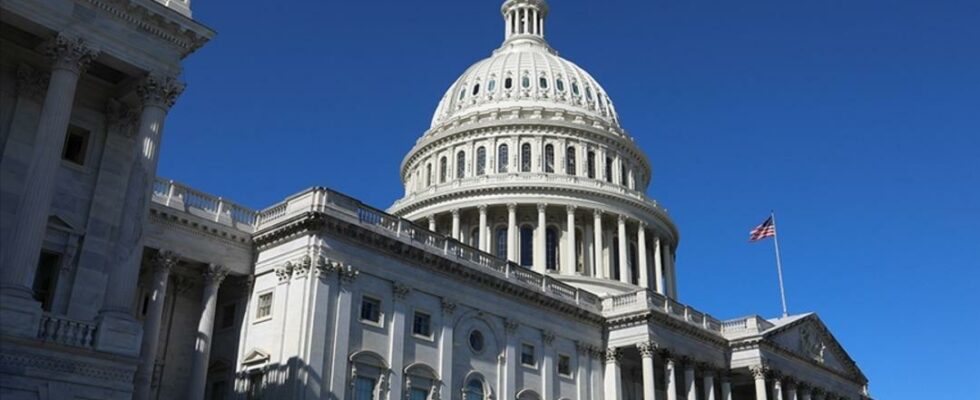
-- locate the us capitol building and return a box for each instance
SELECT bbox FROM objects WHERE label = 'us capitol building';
[0,0,870,399]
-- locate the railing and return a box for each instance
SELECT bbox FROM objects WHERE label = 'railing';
[601,290,735,336]
[37,313,97,348]
[152,178,259,232]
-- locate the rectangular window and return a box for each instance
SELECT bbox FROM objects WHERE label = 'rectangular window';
[410,388,428,400]
[413,311,432,338]
[354,376,376,400]
[32,251,61,312]
[360,296,381,323]
[558,354,572,377]
[61,125,89,166]
[521,343,536,366]
[220,303,237,329]
[255,292,273,321]
[247,372,264,400]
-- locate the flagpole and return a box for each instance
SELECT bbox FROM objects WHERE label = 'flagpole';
[771,210,789,318]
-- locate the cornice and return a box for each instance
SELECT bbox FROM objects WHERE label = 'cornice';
[252,210,605,326]
[605,309,728,348]
[81,0,214,57]
[148,206,253,247]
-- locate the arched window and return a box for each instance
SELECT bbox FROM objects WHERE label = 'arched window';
[495,228,508,259]
[575,228,585,274]
[587,151,596,179]
[472,84,480,96]
[497,144,509,173]
[520,226,534,267]
[488,79,496,92]
[438,157,447,183]
[629,243,639,285]
[611,236,620,280]
[585,86,593,101]
[556,79,565,92]
[521,143,531,172]
[572,82,580,96]
[505,77,513,90]
[459,88,466,100]
[565,146,576,175]
[546,227,559,271]
[539,77,548,89]
[476,147,486,176]
[457,151,466,179]
[464,379,486,400]
[426,164,432,187]
[544,144,555,173]
[470,228,480,247]
[621,163,628,185]
[522,75,530,89]
[605,157,613,183]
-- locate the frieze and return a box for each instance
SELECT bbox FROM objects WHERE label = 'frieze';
[0,352,135,382]
[81,0,212,55]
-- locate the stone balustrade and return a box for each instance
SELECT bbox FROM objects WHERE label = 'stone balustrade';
[152,178,259,232]
[601,290,769,336]
[37,313,97,348]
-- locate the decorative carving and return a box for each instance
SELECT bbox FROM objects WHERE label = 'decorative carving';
[637,341,658,358]
[541,330,555,346]
[42,34,99,74]
[292,255,311,278]
[604,347,621,364]
[566,204,577,213]
[275,262,294,282]
[151,250,180,273]
[137,73,185,110]
[15,64,48,103]
[337,263,359,283]
[503,318,519,333]
[537,203,548,212]
[575,341,589,355]
[440,297,457,315]
[800,325,826,363]
[202,263,228,286]
[173,275,194,294]
[315,255,338,276]
[593,209,604,218]
[750,363,769,379]
[392,283,411,299]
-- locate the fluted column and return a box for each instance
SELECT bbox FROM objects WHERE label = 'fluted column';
[186,264,228,400]
[721,374,732,400]
[638,342,657,400]
[703,369,716,400]
[773,378,784,400]
[134,251,179,400]
[535,204,546,272]
[751,365,769,400]
[478,205,488,251]
[97,74,184,353]
[604,348,622,400]
[637,221,648,288]
[593,210,605,278]
[565,205,577,274]
[1,36,98,328]
[507,203,518,262]
[617,215,630,284]
[665,354,678,400]
[451,208,460,240]
[653,236,664,294]
[684,361,696,400]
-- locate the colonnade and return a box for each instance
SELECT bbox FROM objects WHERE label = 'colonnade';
[749,364,853,400]
[422,203,678,298]
[133,249,232,400]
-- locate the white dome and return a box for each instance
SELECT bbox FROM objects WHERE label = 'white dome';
[430,27,620,129]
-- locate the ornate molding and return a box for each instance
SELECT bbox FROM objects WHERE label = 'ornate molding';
[136,73,185,111]
[0,352,135,382]
[750,363,770,379]
[503,318,519,333]
[637,341,658,358]
[315,255,339,276]
[151,249,180,273]
[392,283,411,300]
[440,297,457,315]
[42,34,99,74]
[202,263,228,286]
[337,263,359,284]
[275,262,293,283]
[291,255,311,279]
[541,330,555,346]
[81,0,212,55]
[604,347,621,364]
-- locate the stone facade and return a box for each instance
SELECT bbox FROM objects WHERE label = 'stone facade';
[0,1,870,400]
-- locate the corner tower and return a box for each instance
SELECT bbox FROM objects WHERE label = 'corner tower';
[389,0,679,297]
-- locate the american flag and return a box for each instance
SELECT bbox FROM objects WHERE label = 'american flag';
[749,216,776,241]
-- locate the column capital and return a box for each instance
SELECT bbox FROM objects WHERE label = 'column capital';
[202,264,228,287]
[478,204,488,213]
[392,283,411,300]
[338,264,359,284]
[440,297,457,314]
[638,220,647,228]
[749,363,770,379]
[450,208,460,217]
[604,347,622,364]
[42,34,99,74]
[428,215,437,223]
[136,73,185,111]
[593,208,604,218]
[151,250,180,273]
[617,214,626,223]
[565,204,577,213]
[537,203,548,212]
[637,341,658,358]
[541,329,555,346]
[507,202,518,211]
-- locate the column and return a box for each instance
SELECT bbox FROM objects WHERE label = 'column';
[541,331,555,399]
[565,205,577,274]
[388,284,410,400]
[428,215,436,231]
[133,251,179,400]
[1,35,98,336]
[787,381,798,400]
[799,385,812,400]
[638,342,657,400]
[507,203,517,263]
[329,267,358,400]
[653,237,665,294]
[535,204,546,272]
[684,361,696,400]
[721,374,733,400]
[604,348,622,400]
[637,222,648,288]
[504,319,519,399]
[478,205,488,252]
[593,210,605,278]
[751,365,769,400]
[451,209,460,240]
[438,298,456,400]
[617,215,630,284]
[773,378,784,400]
[665,354,678,400]
[664,244,677,298]
[186,264,229,400]
[575,343,590,400]
[704,369,716,400]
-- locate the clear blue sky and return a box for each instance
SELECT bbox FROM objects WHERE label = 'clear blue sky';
[160,1,980,397]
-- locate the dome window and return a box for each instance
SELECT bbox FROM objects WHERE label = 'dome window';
[472,84,480,96]
[539,77,548,89]
[488,79,496,92]
[544,144,554,173]
[572,82,580,96]
[459,88,466,100]
[565,146,577,175]
[521,143,532,172]
[521,76,530,89]
[586,86,593,100]
[497,144,509,173]
[505,77,513,89]
[476,146,487,176]
[456,151,466,179]
[556,79,565,92]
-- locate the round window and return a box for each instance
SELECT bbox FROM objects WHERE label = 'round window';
[469,330,485,353]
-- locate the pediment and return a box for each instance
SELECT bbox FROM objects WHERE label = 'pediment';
[47,215,78,234]
[764,314,866,382]
[241,348,270,366]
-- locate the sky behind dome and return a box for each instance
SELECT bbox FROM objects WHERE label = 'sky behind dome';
[160,1,980,398]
